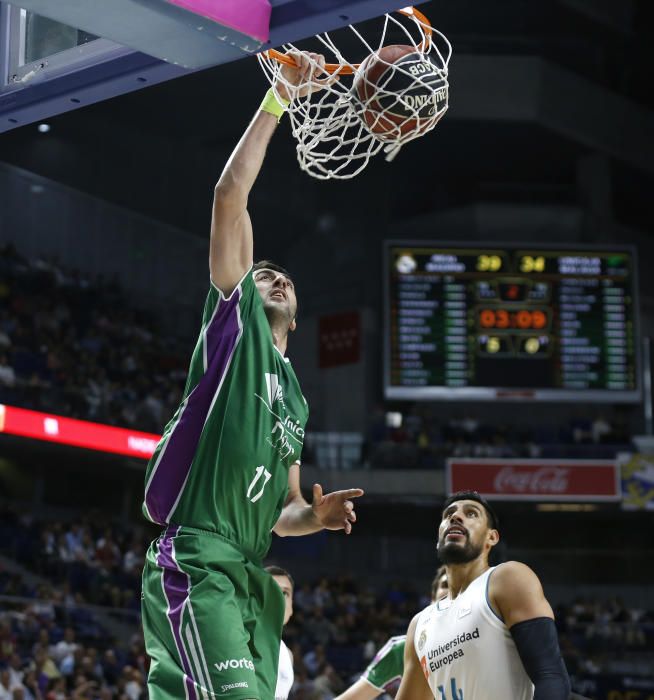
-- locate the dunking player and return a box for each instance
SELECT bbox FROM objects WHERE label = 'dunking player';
[265,566,295,700]
[334,568,449,700]
[141,52,363,700]
[396,491,570,700]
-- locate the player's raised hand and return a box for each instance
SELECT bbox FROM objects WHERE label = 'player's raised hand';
[311,483,364,534]
[275,51,335,102]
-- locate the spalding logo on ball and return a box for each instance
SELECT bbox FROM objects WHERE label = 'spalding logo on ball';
[353,44,449,141]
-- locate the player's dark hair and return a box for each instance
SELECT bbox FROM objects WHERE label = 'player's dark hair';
[265,565,295,589]
[430,565,447,600]
[442,490,499,531]
[253,260,292,280]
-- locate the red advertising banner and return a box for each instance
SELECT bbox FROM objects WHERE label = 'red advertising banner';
[447,458,620,501]
[319,311,361,368]
[0,404,160,459]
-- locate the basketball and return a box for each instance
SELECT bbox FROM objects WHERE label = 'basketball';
[353,44,448,141]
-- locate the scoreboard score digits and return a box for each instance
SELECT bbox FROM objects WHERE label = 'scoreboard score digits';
[385,244,640,401]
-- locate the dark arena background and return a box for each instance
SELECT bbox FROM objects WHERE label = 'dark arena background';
[1,1,653,699]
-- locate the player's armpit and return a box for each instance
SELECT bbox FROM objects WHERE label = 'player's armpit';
[395,615,432,700]
[489,561,554,628]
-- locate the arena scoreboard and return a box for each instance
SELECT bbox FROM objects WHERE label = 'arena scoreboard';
[384,244,640,402]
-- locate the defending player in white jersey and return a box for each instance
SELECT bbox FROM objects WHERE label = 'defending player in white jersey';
[396,490,570,700]
[266,566,295,700]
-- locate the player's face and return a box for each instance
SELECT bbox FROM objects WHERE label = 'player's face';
[273,575,294,625]
[254,269,298,331]
[437,500,498,565]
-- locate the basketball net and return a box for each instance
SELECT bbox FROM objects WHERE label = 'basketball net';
[257,8,452,180]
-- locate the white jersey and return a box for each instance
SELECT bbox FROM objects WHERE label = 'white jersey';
[414,567,533,700]
[275,640,294,700]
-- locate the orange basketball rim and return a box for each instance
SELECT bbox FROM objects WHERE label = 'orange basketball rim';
[263,6,433,75]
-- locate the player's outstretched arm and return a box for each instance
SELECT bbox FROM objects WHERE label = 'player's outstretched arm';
[333,678,381,700]
[395,615,432,700]
[209,111,274,295]
[272,464,363,537]
[210,51,328,295]
[490,561,571,700]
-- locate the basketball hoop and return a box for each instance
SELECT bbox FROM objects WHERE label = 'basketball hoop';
[257,7,451,180]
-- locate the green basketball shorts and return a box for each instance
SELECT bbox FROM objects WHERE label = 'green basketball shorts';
[142,525,284,700]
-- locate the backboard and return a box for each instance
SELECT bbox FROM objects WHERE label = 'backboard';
[0,0,413,133]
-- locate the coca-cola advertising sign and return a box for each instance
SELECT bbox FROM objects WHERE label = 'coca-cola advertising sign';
[447,459,620,501]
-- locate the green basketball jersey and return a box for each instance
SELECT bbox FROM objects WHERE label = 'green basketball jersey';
[363,635,406,694]
[143,270,309,560]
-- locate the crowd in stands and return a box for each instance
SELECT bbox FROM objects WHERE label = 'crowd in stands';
[365,405,634,469]
[0,242,642,468]
[2,504,653,698]
[558,598,654,679]
[0,243,187,434]
[0,598,147,700]
[0,505,146,615]
[283,576,425,700]
[0,505,148,698]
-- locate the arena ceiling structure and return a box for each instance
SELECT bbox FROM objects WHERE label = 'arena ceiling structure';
[0,0,652,240]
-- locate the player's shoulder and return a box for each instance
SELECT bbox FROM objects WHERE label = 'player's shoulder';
[209,265,255,297]
[492,560,540,583]
[412,602,435,630]
[406,610,422,638]
[371,635,407,665]
[489,561,544,599]
[384,635,407,653]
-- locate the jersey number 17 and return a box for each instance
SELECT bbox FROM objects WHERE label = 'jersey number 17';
[247,465,272,503]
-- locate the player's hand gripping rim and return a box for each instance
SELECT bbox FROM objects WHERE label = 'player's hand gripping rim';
[311,484,364,535]
[275,51,341,103]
